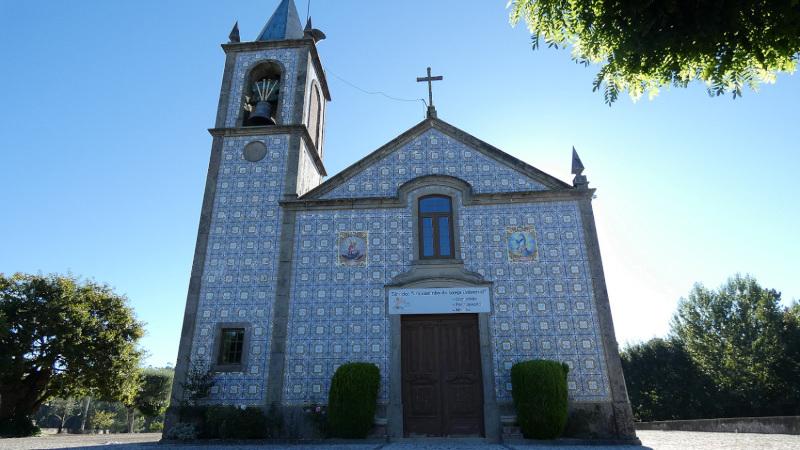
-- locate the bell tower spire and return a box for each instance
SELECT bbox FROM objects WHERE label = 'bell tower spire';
[257,0,304,41]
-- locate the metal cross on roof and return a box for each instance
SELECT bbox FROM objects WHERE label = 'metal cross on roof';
[417,67,443,118]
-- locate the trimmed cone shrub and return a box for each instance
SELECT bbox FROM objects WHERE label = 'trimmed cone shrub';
[511,359,569,439]
[327,362,380,438]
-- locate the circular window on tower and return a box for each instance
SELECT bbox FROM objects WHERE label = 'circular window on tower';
[243,141,267,162]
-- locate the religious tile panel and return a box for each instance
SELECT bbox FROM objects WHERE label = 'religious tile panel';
[188,135,289,405]
[320,129,548,199]
[506,226,538,262]
[337,231,368,267]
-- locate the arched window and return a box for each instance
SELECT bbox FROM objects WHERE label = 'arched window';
[307,83,323,150]
[242,61,282,126]
[418,195,455,259]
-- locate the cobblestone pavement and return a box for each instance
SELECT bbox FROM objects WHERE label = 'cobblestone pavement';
[3,430,800,449]
[634,430,800,449]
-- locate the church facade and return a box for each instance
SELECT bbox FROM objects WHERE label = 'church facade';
[167,0,637,441]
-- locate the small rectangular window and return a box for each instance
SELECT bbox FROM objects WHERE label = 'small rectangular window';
[218,328,245,365]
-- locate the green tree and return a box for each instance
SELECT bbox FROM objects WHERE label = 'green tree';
[778,300,800,414]
[621,338,718,421]
[131,367,173,432]
[0,273,144,430]
[47,397,79,433]
[89,400,129,433]
[671,274,791,415]
[508,1,800,103]
[90,410,116,433]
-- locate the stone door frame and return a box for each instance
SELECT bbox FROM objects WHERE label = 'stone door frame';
[385,263,500,441]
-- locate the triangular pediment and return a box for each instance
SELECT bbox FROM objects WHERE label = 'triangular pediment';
[303,117,571,200]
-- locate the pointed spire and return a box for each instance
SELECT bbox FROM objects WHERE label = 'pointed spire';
[257,0,304,42]
[229,21,240,43]
[571,147,584,175]
[571,147,589,189]
[303,17,326,43]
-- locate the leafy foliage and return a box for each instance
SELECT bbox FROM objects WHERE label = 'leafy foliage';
[621,338,719,421]
[510,359,569,439]
[164,422,197,440]
[90,410,116,431]
[671,274,795,414]
[303,403,328,435]
[781,300,800,411]
[0,415,40,437]
[173,404,281,439]
[180,358,216,406]
[508,1,800,103]
[326,362,381,438]
[135,368,173,418]
[0,273,143,425]
[202,406,273,439]
[47,397,80,433]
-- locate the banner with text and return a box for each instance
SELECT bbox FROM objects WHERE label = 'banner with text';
[387,286,491,314]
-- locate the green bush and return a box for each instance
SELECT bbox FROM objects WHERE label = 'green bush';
[164,422,197,440]
[0,415,41,437]
[511,360,569,439]
[203,406,268,439]
[148,419,164,432]
[175,404,281,439]
[327,362,380,438]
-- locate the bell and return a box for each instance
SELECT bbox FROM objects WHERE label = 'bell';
[247,101,276,126]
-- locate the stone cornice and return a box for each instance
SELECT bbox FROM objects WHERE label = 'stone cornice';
[222,39,309,53]
[208,125,327,177]
[281,186,594,211]
[385,260,490,288]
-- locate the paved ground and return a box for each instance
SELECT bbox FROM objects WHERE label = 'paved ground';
[2,430,800,449]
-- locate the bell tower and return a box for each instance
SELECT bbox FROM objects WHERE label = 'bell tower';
[167,0,330,431]
[214,0,330,190]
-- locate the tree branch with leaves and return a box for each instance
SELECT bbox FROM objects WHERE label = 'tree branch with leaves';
[508,0,800,103]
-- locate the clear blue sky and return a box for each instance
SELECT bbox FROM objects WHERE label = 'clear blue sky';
[1,1,798,367]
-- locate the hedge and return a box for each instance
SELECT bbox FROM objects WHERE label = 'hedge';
[169,405,280,439]
[0,415,40,437]
[327,362,380,438]
[511,359,569,439]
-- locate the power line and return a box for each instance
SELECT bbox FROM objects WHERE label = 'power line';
[326,68,428,115]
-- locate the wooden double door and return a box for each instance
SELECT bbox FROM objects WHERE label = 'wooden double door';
[401,314,484,437]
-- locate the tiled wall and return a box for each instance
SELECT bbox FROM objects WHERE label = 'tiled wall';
[285,209,410,404]
[189,135,290,405]
[284,200,610,406]
[320,129,547,200]
[460,202,610,402]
